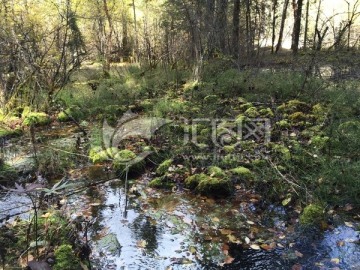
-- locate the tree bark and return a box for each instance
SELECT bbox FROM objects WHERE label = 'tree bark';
[291,0,303,54]
[275,0,290,53]
[303,0,310,50]
[215,0,228,54]
[232,0,240,58]
[271,0,278,54]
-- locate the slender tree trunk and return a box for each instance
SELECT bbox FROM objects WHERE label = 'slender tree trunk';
[271,0,278,54]
[216,0,228,54]
[132,0,139,62]
[232,0,241,58]
[303,0,310,50]
[313,0,322,50]
[275,0,289,53]
[291,0,303,54]
[102,0,114,75]
[245,0,253,55]
[205,0,216,57]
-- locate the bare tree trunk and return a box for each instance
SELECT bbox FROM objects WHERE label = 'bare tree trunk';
[271,0,278,54]
[275,0,289,53]
[245,0,253,56]
[232,0,241,58]
[215,0,228,54]
[312,0,322,50]
[303,0,310,50]
[132,0,139,62]
[102,0,114,76]
[291,0,303,54]
[205,0,216,57]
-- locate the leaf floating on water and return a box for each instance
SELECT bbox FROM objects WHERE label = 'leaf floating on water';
[250,244,261,250]
[136,240,147,248]
[344,221,354,228]
[337,240,345,247]
[260,243,274,251]
[189,246,197,254]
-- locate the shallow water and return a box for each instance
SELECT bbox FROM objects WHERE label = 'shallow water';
[1,125,359,269]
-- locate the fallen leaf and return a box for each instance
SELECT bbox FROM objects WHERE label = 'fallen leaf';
[212,217,220,223]
[222,243,230,251]
[344,222,354,228]
[331,258,340,264]
[295,250,303,258]
[260,244,274,251]
[227,234,240,244]
[344,204,353,211]
[337,240,345,247]
[136,240,147,248]
[246,220,255,225]
[282,197,292,206]
[245,237,250,244]
[250,244,261,250]
[41,212,51,218]
[223,256,234,265]
[220,229,234,235]
[189,246,196,254]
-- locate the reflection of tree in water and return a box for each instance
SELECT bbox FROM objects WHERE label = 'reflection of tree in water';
[131,215,158,254]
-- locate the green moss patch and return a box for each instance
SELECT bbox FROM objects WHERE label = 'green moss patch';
[23,112,50,126]
[299,204,325,226]
[156,159,173,175]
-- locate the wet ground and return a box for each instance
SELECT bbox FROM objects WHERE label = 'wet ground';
[1,124,359,269]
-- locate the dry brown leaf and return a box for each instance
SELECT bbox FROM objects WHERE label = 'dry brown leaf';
[223,256,235,265]
[220,229,234,235]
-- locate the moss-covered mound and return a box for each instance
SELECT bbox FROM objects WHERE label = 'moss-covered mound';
[299,204,325,226]
[185,172,232,197]
[57,106,84,122]
[23,112,50,126]
[53,244,81,270]
[149,176,174,189]
[156,159,173,175]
